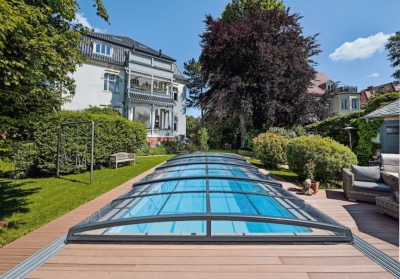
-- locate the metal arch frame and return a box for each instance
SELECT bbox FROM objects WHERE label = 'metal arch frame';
[132,175,283,188]
[152,163,267,176]
[111,189,303,204]
[167,153,245,163]
[156,161,260,171]
[66,214,353,244]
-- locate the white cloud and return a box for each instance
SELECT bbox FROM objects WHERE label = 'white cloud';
[72,13,106,33]
[367,73,379,78]
[329,32,392,61]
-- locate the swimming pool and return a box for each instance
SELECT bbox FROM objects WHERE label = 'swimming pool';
[66,153,353,244]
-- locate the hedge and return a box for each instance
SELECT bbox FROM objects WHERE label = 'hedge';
[287,136,357,182]
[32,109,147,175]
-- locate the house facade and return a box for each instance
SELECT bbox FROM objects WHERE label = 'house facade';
[329,86,360,116]
[63,33,186,143]
[307,72,361,116]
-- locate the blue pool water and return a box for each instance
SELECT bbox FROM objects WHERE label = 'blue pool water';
[107,177,311,235]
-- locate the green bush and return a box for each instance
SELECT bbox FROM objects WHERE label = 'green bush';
[33,110,147,175]
[287,136,357,182]
[268,126,307,140]
[305,111,362,146]
[362,92,400,114]
[253,132,289,169]
[11,141,37,179]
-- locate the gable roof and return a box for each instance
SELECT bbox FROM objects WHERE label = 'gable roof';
[361,99,400,119]
[172,63,186,82]
[82,32,176,64]
[307,72,331,95]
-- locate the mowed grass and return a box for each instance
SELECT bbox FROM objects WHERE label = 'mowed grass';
[0,155,173,247]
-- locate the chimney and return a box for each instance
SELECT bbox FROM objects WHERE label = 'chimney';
[159,49,162,57]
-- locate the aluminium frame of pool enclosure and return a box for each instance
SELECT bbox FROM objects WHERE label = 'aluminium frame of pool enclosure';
[66,153,354,244]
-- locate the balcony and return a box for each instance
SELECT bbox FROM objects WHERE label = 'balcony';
[128,88,174,105]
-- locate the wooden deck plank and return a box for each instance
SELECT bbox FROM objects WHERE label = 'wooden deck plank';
[27,271,312,279]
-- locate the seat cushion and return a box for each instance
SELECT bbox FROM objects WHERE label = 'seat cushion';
[351,165,382,182]
[353,181,392,192]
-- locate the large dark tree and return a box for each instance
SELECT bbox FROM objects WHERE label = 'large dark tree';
[200,8,320,148]
[386,31,400,81]
[0,0,109,136]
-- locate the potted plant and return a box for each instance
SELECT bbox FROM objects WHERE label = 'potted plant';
[304,160,319,194]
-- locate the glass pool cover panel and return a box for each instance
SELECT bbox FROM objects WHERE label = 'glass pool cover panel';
[66,153,353,244]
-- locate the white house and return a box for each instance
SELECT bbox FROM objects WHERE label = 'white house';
[63,32,187,144]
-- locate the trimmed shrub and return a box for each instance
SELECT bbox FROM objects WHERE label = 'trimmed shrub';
[253,132,289,169]
[287,136,357,182]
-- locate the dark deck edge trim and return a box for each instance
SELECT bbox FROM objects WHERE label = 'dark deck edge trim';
[1,234,66,279]
[353,235,400,278]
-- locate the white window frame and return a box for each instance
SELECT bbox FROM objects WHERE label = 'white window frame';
[104,73,120,93]
[340,98,348,110]
[350,97,359,111]
[94,42,112,57]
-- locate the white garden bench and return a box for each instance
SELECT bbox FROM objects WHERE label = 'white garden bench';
[109,152,136,169]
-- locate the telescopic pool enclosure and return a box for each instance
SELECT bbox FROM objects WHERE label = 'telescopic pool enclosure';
[66,153,354,244]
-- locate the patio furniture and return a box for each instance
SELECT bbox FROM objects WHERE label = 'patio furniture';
[342,165,399,203]
[376,192,399,220]
[381,153,399,174]
[109,152,136,169]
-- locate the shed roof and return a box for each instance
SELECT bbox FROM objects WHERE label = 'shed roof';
[361,99,400,119]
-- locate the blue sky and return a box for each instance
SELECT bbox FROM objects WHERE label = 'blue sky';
[77,0,400,116]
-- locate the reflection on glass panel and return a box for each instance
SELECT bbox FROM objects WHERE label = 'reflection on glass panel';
[236,181,266,194]
[211,221,310,234]
[210,193,258,215]
[106,221,206,235]
[247,194,295,218]
[174,180,206,191]
[209,179,241,192]
[122,194,169,218]
[160,193,206,215]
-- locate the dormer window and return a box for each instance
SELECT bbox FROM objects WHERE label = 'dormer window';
[94,43,112,56]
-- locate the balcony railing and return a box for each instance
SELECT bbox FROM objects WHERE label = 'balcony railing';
[147,129,176,137]
[337,86,358,93]
[128,88,173,103]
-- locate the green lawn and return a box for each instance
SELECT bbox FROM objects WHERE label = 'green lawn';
[0,155,174,247]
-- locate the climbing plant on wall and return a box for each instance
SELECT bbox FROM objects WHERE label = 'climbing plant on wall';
[354,119,383,166]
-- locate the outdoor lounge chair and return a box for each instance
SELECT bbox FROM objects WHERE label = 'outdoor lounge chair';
[376,192,399,219]
[342,165,399,203]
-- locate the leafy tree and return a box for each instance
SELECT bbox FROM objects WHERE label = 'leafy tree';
[198,127,209,152]
[385,31,400,81]
[183,58,208,119]
[0,0,109,137]
[186,116,202,144]
[200,6,320,148]
[222,0,284,20]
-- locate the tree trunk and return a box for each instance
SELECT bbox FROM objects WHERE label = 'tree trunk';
[239,110,247,149]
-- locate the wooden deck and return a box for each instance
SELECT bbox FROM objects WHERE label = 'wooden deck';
[0,167,398,278]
